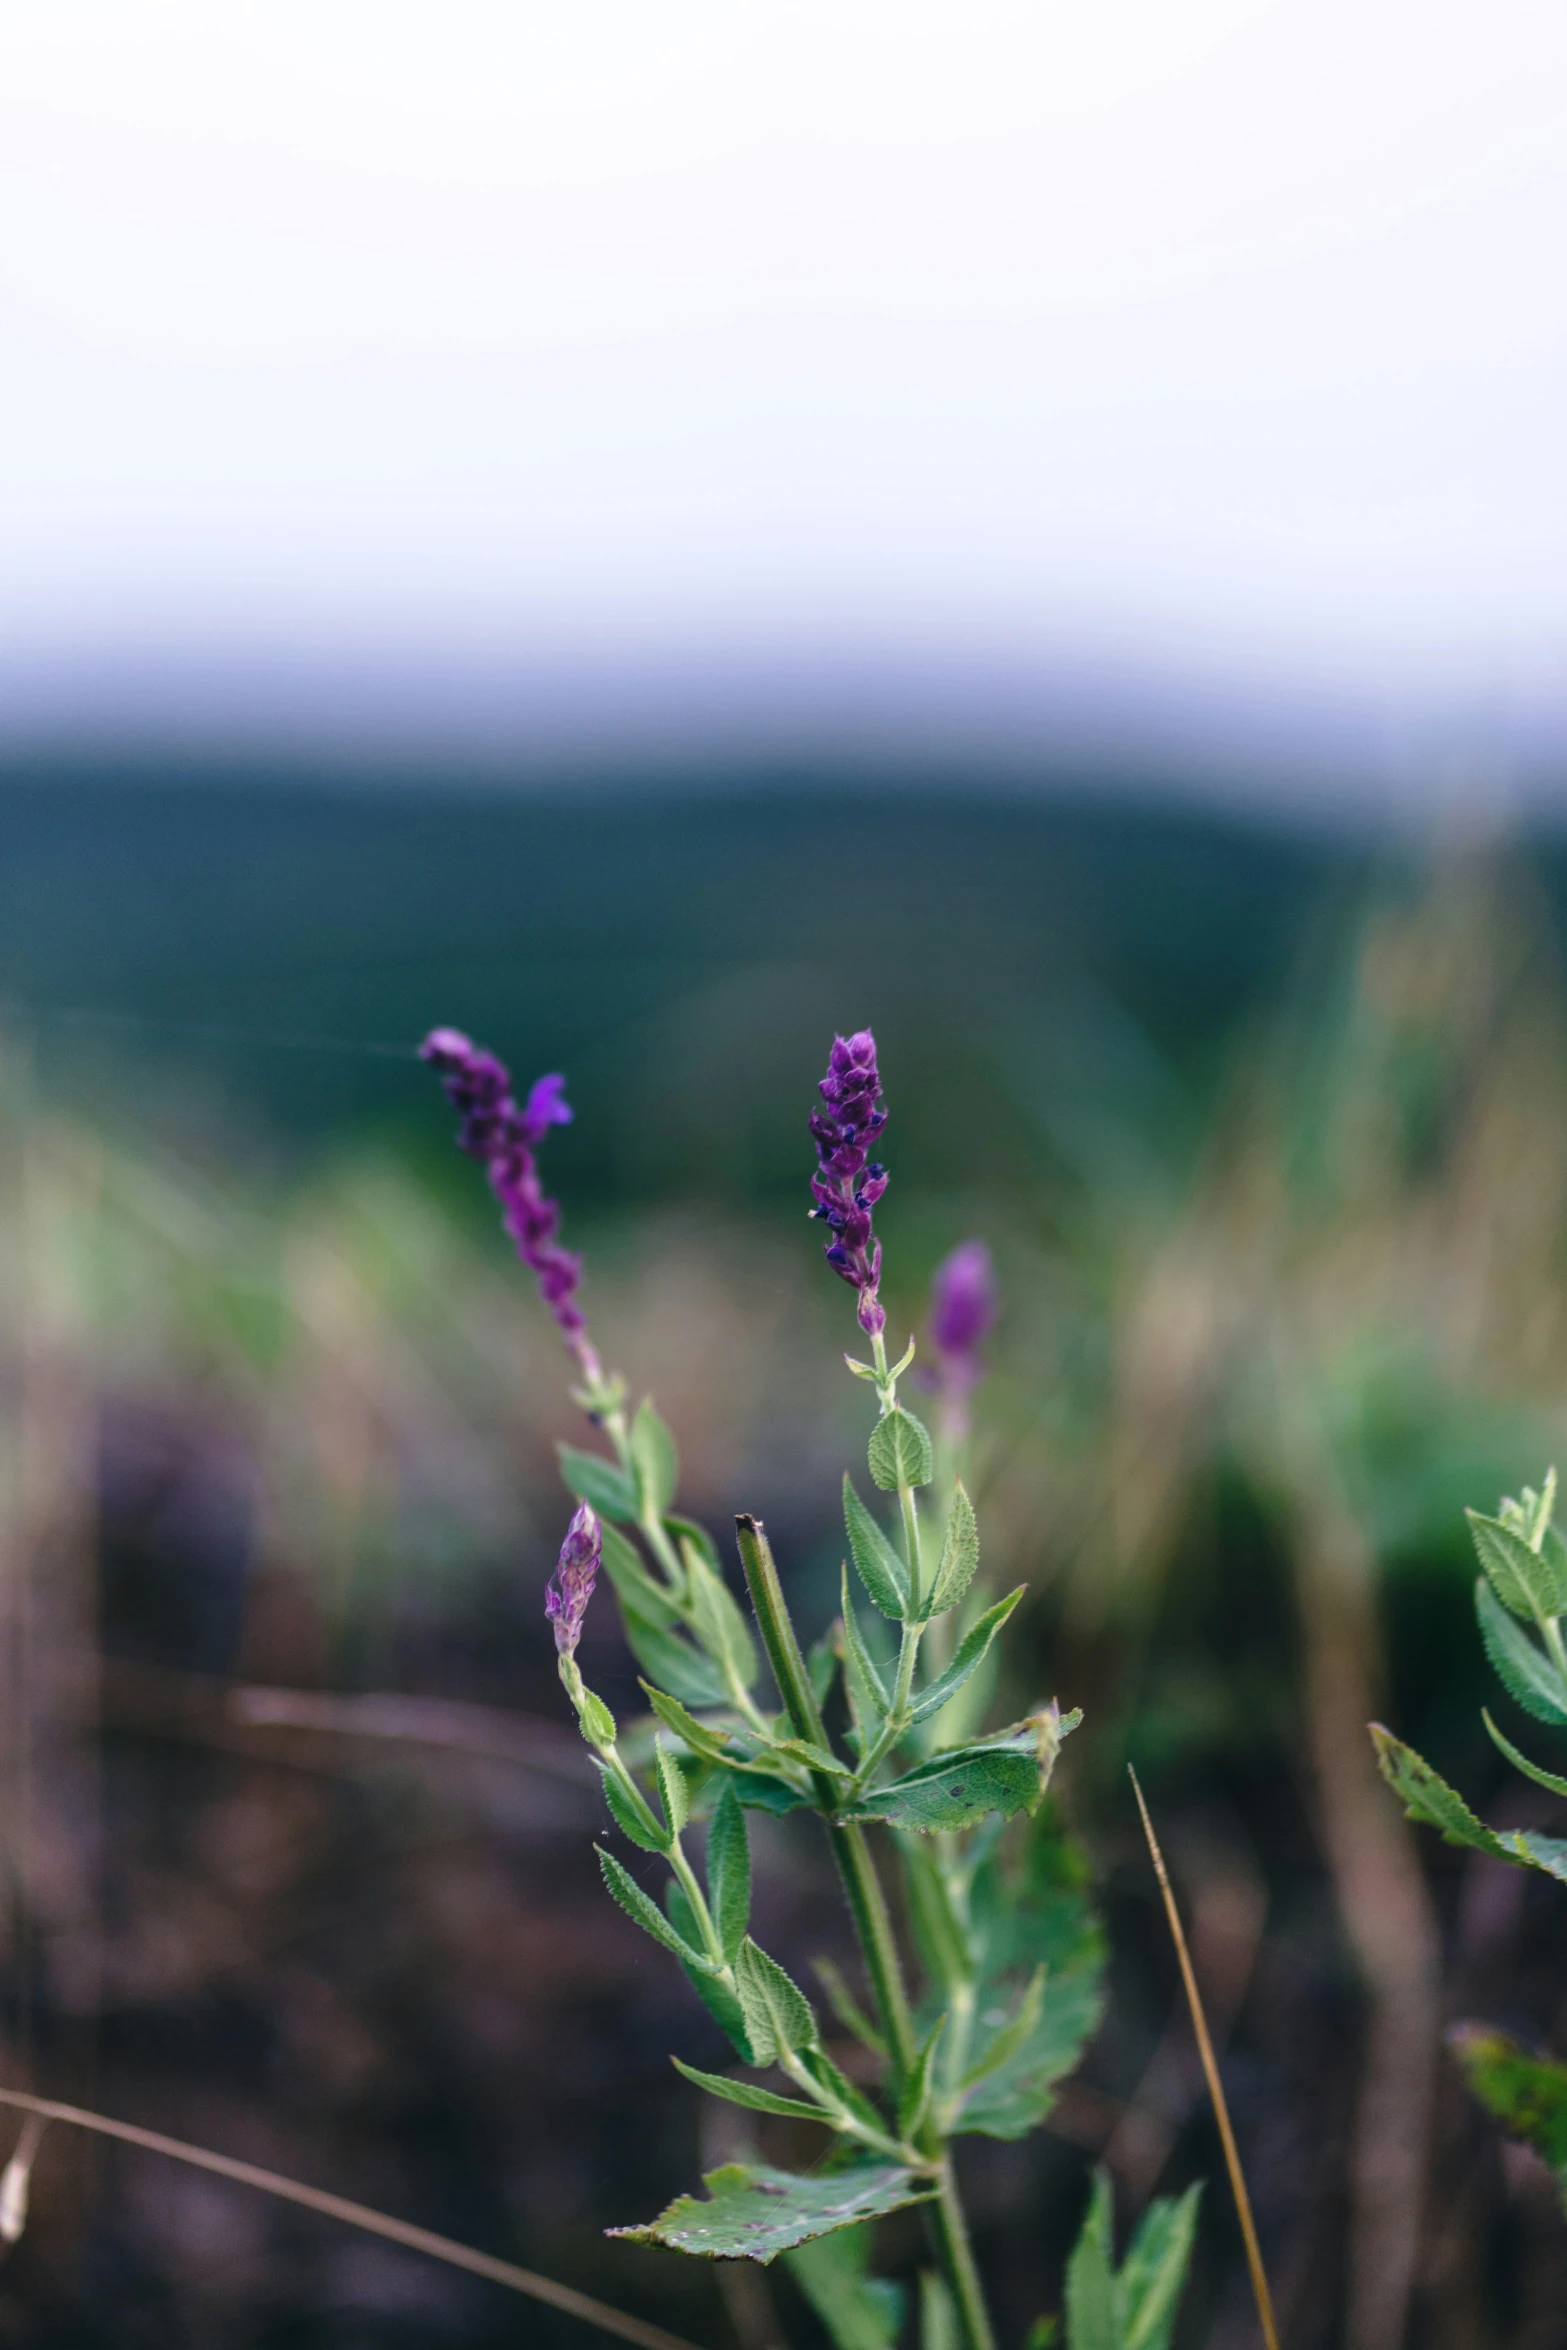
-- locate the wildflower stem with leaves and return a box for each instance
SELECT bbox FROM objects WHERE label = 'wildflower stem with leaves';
[423,1024,1200,2350]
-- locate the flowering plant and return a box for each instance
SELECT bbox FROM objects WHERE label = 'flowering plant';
[1376,1473,1567,2199]
[424,1026,1201,2350]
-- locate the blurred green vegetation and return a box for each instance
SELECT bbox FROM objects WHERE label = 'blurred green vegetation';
[2,768,1567,2342]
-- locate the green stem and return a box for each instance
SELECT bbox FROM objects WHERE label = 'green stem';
[827,1818,918,2081]
[1542,1612,1567,1696]
[925,2159,996,2350]
[666,1838,725,1969]
[735,1511,995,2350]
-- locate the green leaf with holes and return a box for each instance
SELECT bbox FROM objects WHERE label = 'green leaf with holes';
[609,2161,934,2262]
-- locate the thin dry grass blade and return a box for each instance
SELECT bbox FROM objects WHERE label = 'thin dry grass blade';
[0,2086,705,2350]
[1129,1768,1281,2350]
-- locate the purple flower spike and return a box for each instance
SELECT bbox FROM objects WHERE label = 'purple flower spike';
[421,1028,598,1376]
[808,1029,889,1337]
[545,1502,601,1658]
[929,1241,996,1390]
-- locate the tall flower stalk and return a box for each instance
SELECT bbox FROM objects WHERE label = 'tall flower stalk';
[422,1027,1199,2350]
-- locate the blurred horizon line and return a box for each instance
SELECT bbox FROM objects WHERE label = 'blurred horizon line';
[3,633,1564,832]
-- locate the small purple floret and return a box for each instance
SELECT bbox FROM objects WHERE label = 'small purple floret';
[808,1029,889,1337]
[421,1028,598,1373]
[545,1502,601,1658]
[929,1241,996,1388]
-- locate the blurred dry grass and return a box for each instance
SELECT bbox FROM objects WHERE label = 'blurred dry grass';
[0,848,1564,2343]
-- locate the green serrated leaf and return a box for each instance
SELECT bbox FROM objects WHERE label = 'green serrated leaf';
[597,1761,669,1853]
[1064,2172,1118,2350]
[954,1961,1104,2138]
[630,1399,680,1518]
[953,1805,1107,2140]
[794,2047,893,2142]
[558,1444,638,1522]
[656,1743,690,1835]
[609,2161,934,2263]
[670,2058,826,2123]
[1370,1726,1513,1858]
[707,1780,751,1963]
[642,1682,739,1765]
[897,2017,945,2140]
[1476,1580,1567,1726]
[1512,1829,1567,1881]
[735,1939,820,2065]
[1468,1508,1563,1622]
[1449,2022,1567,2192]
[840,1568,891,1734]
[843,1477,909,1620]
[784,2224,905,2350]
[1483,1708,1567,1800]
[1374,1727,1567,1884]
[867,1408,934,1495]
[1119,2182,1203,2350]
[959,1965,1045,2091]
[926,1483,980,1618]
[597,1846,709,1967]
[908,1589,1024,1725]
[844,1734,1040,1835]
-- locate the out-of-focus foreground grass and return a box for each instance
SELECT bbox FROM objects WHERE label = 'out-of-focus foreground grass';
[1,806,1566,2347]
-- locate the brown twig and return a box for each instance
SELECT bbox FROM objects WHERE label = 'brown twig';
[0,2086,705,2350]
[1129,1768,1281,2350]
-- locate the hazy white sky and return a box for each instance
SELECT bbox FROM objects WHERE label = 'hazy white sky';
[2,0,1565,746]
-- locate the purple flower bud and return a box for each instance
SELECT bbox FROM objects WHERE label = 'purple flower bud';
[923,1240,996,1438]
[545,1502,601,1658]
[929,1241,996,1375]
[421,1028,600,1377]
[808,1028,888,1336]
